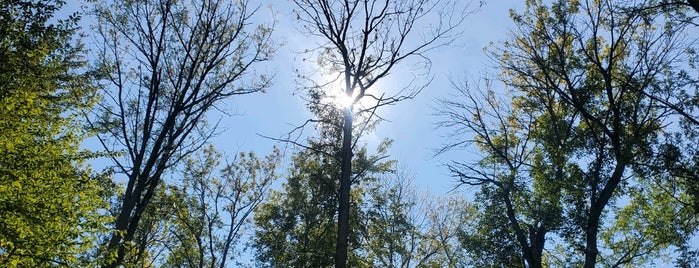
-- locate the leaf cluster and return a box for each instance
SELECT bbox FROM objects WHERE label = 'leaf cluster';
[0,0,111,266]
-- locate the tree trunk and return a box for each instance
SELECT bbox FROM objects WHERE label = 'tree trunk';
[105,170,161,268]
[105,177,140,268]
[583,162,626,268]
[503,191,543,268]
[336,106,353,268]
[583,210,601,268]
[528,225,546,268]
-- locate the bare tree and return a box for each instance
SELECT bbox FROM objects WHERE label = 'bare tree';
[425,194,476,268]
[288,0,477,266]
[89,0,274,266]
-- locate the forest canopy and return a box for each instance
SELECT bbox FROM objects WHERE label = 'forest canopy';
[1,0,698,267]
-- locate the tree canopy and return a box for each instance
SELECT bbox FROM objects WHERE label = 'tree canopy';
[1,0,698,267]
[0,0,110,266]
[437,0,699,267]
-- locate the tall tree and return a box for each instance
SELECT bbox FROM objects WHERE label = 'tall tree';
[438,83,552,267]
[90,0,275,266]
[687,0,699,13]
[421,193,476,268]
[253,146,354,268]
[636,0,699,17]
[438,0,699,267]
[254,116,393,267]
[0,0,110,266]
[253,142,454,268]
[289,0,475,266]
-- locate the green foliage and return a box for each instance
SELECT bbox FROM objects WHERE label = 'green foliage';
[439,0,699,267]
[599,179,697,266]
[456,187,524,268]
[0,0,110,266]
[253,143,462,268]
[119,145,281,267]
[90,0,275,265]
[253,143,388,268]
[253,87,395,267]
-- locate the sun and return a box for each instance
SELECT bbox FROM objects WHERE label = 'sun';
[338,91,355,108]
[326,87,363,110]
[321,73,361,109]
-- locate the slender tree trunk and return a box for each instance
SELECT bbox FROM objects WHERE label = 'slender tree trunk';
[336,106,353,268]
[105,171,161,268]
[105,200,146,268]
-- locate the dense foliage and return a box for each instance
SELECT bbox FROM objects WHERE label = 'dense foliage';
[0,1,110,266]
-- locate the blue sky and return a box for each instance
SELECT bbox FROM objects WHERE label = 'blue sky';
[218,3,695,265]
[215,0,526,195]
[60,0,523,196]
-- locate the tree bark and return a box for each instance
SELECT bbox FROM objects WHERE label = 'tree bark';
[336,106,353,268]
[583,162,626,268]
[105,174,141,268]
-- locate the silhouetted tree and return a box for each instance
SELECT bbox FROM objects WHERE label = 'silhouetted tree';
[438,0,699,267]
[289,0,476,265]
[90,0,274,266]
[125,145,280,267]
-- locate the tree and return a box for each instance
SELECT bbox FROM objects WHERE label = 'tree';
[361,172,447,268]
[0,0,110,266]
[90,0,275,266]
[253,146,347,268]
[289,0,475,266]
[254,131,393,267]
[437,83,552,268]
[122,145,280,267]
[254,142,458,268]
[438,0,699,267]
[419,193,476,268]
[687,0,699,13]
[636,0,699,18]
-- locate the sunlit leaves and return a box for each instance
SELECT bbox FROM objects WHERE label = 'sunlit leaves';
[0,1,110,266]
